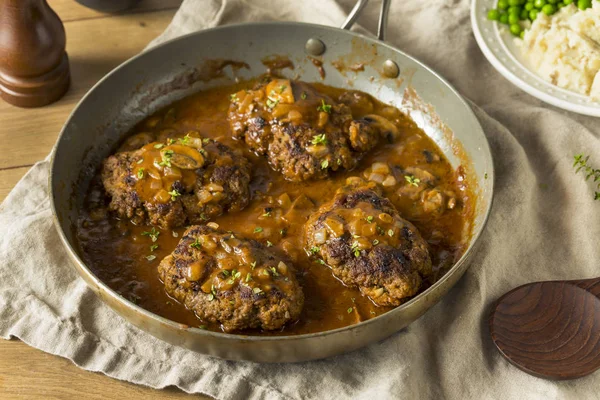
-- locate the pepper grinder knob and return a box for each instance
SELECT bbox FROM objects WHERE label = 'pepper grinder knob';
[0,0,71,108]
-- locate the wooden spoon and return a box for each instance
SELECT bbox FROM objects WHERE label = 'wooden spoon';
[489,278,600,380]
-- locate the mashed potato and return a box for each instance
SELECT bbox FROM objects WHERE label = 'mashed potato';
[520,3,600,99]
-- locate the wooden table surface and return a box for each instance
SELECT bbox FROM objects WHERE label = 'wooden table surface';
[0,1,209,398]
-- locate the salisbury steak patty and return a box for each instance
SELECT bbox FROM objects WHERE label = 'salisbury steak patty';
[304,180,432,306]
[101,133,251,229]
[228,78,396,181]
[158,225,304,332]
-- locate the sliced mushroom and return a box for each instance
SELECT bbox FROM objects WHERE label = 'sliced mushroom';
[363,114,399,140]
[164,144,205,169]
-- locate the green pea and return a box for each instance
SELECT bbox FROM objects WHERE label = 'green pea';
[547,0,558,4]
[508,5,521,14]
[508,0,520,5]
[499,13,510,24]
[508,13,520,23]
[487,9,501,20]
[542,3,556,13]
[525,2,534,9]
[520,30,525,39]
[534,0,546,7]
[529,9,539,19]
[557,2,565,7]
[577,0,592,9]
[510,23,522,36]
[498,0,509,9]
[520,8,530,18]
[563,0,573,4]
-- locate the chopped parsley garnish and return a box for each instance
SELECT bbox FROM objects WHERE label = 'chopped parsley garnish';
[145,255,156,261]
[222,270,230,276]
[261,269,269,276]
[270,267,279,276]
[310,246,320,254]
[311,134,327,146]
[301,92,307,100]
[230,93,238,101]
[404,175,420,187]
[246,273,252,282]
[178,134,191,145]
[141,227,160,242]
[347,307,353,314]
[376,226,385,235]
[387,229,394,237]
[317,259,326,265]
[172,231,179,238]
[168,189,181,201]
[153,144,164,149]
[150,244,158,252]
[366,216,374,223]
[158,149,174,167]
[190,237,202,249]
[253,287,263,294]
[137,159,144,164]
[262,211,272,217]
[317,99,332,113]
[321,160,329,169]
[372,239,379,246]
[266,241,273,247]
[280,228,287,237]
[167,138,175,145]
[137,168,145,179]
[254,226,263,233]
[250,261,257,269]
[337,158,342,165]
[207,293,215,301]
[203,138,210,144]
[279,85,287,93]
[233,270,241,279]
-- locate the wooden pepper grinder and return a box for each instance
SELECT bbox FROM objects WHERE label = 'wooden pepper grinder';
[0,0,70,108]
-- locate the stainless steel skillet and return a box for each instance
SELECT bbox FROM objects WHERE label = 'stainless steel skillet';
[50,0,494,362]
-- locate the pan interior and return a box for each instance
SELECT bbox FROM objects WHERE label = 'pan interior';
[51,22,493,341]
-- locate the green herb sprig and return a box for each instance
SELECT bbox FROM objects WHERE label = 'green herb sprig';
[573,154,600,200]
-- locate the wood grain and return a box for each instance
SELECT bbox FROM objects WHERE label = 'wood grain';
[50,0,182,22]
[0,9,176,169]
[0,340,197,399]
[489,278,600,380]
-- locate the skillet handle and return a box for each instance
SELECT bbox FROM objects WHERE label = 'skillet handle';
[340,0,391,41]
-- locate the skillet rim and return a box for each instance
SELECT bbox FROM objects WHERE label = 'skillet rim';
[49,20,495,343]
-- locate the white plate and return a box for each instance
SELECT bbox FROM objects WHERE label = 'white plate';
[471,0,600,116]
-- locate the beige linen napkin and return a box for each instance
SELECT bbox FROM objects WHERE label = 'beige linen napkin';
[1,0,599,398]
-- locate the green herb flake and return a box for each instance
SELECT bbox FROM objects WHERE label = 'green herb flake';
[207,293,215,301]
[266,97,279,109]
[150,244,158,252]
[145,255,156,261]
[372,239,379,246]
[136,158,144,164]
[310,246,320,254]
[280,228,287,237]
[253,287,263,294]
[279,85,287,93]
[233,270,241,279]
[141,227,160,242]
[178,134,191,145]
[263,210,272,217]
[311,134,328,146]
[203,138,210,144]
[318,259,326,265]
[168,189,181,201]
[250,261,257,269]
[222,270,230,277]
[366,216,374,223]
[347,307,353,314]
[245,273,252,282]
[230,93,238,102]
[154,144,164,149]
[317,99,332,113]
[404,175,420,187]
[387,229,394,237]
[350,241,360,258]
[270,267,279,276]
[266,241,274,247]
[321,160,329,169]
[254,226,263,234]
[137,168,145,179]
[190,237,202,249]
[167,138,175,145]
[301,92,307,100]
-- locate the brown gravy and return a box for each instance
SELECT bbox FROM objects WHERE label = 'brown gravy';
[76,80,474,335]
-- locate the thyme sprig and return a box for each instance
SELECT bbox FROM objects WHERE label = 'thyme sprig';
[573,154,600,201]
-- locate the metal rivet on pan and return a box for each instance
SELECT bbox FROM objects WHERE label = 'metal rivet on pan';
[382,60,400,78]
[305,38,326,56]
